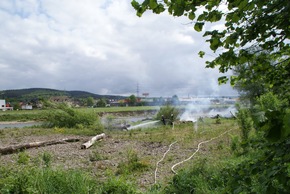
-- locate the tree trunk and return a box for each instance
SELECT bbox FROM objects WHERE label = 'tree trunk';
[81,133,105,149]
[0,138,80,155]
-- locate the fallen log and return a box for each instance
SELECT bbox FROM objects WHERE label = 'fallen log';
[0,138,80,155]
[81,133,105,149]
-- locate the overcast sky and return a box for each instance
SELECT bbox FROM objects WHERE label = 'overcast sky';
[0,0,237,97]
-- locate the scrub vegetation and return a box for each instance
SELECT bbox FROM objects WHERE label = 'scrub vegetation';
[0,110,239,193]
[1,0,289,192]
[1,101,289,193]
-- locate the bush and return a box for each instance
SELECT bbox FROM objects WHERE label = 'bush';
[17,151,30,165]
[236,105,253,143]
[116,149,149,175]
[44,104,103,131]
[156,105,179,125]
[164,159,228,194]
[0,167,97,194]
[98,177,139,194]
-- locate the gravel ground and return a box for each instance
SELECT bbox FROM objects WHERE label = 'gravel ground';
[0,131,197,190]
[0,119,233,191]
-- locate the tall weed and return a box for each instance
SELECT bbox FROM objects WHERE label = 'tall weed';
[0,166,97,194]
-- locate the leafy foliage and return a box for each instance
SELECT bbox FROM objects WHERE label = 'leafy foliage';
[98,177,139,194]
[116,149,149,175]
[132,1,290,193]
[231,93,290,192]
[236,105,253,143]
[225,139,290,193]
[164,158,229,194]
[252,92,290,141]
[0,166,97,194]
[132,0,290,85]
[44,104,103,131]
[156,105,179,123]
[233,48,290,103]
[86,97,95,107]
[96,98,107,107]
[128,94,137,106]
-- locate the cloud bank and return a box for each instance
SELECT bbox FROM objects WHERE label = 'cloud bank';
[0,0,237,97]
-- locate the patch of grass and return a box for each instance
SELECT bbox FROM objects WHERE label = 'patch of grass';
[97,176,139,194]
[0,110,48,122]
[41,151,52,167]
[116,149,150,176]
[17,151,30,165]
[0,166,98,194]
[89,151,108,162]
[0,114,242,193]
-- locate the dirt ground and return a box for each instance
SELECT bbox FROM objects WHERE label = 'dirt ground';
[0,116,234,192]
[0,130,199,190]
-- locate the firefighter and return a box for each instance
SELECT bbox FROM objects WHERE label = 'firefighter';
[161,115,166,125]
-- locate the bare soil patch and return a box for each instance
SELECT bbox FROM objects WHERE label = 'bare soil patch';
[0,121,236,191]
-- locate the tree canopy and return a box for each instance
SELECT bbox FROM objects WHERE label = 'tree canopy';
[132,1,290,192]
[132,0,290,89]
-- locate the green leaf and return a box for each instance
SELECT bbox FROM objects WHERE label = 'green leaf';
[153,4,165,14]
[149,0,158,9]
[131,0,140,10]
[230,75,238,86]
[238,0,248,10]
[188,12,195,20]
[239,56,248,64]
[208,10,222,22]
[282,109,290,138]
[210,38,220,50]
[198,51,205,58]
[232,13,240,23]
[218,76,228,84]
[172,3,185,16]
[197,12,207,21]
[194,22,204,32]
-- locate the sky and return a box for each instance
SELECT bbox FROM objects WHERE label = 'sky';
[0,0,237,97]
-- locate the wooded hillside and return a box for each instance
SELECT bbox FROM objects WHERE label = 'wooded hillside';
[0,88,124,101]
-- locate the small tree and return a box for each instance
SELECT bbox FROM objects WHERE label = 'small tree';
[44,104,103,131]
[128,95,137,106]
[86,97,95,107]
[171,95,179,105]
[236,105,253,144]
[156,105,179,124]
[96,98,107,107]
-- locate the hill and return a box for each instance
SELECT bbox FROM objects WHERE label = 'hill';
[0,88,125,101]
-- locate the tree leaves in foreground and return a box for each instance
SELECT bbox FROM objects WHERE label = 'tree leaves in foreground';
[132,0,290,85]
[131,0,290,193]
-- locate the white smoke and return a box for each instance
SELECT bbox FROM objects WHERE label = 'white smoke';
[179,97,237,122]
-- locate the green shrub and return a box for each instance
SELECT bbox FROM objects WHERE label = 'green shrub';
[0,167,97,194]
[164,158,228,194]
[42,152,52,167]
[230,135,240,153]
[225,139,290,193]
[156,105,179,125]
[89,151,108,162]
[236,105,253,143]
[98,177,139,194]
[17,151,30,165]
[116,149,149,175]
[44,104,103,131]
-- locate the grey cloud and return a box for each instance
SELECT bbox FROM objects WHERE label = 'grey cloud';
[0,0,237,97]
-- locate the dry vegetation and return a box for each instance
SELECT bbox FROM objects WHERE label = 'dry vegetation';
[0,117,238,192]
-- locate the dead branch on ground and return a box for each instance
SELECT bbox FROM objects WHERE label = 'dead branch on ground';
[0,138,80,155]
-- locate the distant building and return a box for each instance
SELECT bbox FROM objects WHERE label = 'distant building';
[21,104,33,110]
[0,99,13,111]
[0,99,5,110]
